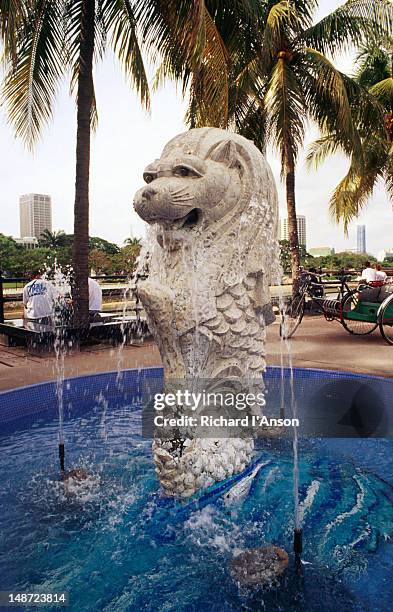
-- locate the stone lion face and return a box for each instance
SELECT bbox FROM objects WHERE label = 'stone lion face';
[133,146,242,243]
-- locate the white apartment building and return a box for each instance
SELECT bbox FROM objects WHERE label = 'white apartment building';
[278,215,307,247]
[19,193,52,239]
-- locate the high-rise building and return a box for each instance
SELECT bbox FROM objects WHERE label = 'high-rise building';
[19,193,52,239]
[357,225,366,253]
[278,215,307,247]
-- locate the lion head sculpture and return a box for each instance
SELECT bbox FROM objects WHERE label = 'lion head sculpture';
[134,127,279,287]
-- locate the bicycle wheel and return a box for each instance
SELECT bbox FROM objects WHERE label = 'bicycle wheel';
[378,295,393,345]
[280,293,305,339]
[341,290,378,336]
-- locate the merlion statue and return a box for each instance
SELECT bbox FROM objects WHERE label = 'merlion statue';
[133,127,279,497]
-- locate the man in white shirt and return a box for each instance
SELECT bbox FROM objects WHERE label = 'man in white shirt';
[360,262,378,284]
[23,272,59,323]
[88,277,102,320]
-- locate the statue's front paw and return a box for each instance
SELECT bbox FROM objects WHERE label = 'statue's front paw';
[137,281,174,313]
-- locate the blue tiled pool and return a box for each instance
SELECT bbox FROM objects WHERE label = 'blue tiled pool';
[0,367,392,611]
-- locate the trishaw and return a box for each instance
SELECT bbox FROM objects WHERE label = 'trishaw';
[280,271,393,345]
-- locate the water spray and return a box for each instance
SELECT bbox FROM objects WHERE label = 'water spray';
[293,528,302,573]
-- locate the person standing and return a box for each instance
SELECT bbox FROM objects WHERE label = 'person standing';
[23,271,59,324]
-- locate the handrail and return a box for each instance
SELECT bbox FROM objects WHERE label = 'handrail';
[1,269,393,324]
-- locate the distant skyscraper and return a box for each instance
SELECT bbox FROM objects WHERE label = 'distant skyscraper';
[19,193,52,239]
[279,215,307,247]
[357,225,366,253]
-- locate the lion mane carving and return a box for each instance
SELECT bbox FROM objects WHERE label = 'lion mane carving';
[134,127,279,497]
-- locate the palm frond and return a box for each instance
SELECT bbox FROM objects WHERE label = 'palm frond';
[303,50,352,125]
[264,56,306,169]
[383,150,393,200]
[370,77,393,107]
[344,0,393,35]
[341,72,386,137]
[306,134,342,169]
[104,0,150,109]
[300,0,393,58]
[0,0,27,64]
[191,6,230,126]
[329,137,388,231]
[301,48,363,159]
[354,36,393,88]
[1,0,66,148]
[156,1,231,127]
[329,165,380,233]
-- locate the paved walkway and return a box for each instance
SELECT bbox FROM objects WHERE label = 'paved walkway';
[0,316,391,392]
[266,317,392,378]
[0,340,161,392]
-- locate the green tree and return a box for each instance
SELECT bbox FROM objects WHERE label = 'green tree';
[381,257,393,269]
[311,251,377,271]
[89,236,120,255]
[307,35,393,230]
[89,248,112,275]
[7,247,55,277]
[279,240,310,274]
[38,229,68,248]
[111,243,141,274]
[0,234,20,274]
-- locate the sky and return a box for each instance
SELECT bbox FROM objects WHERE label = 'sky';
[0,0,391,256]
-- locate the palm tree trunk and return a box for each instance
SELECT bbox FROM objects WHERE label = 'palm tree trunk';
[72,0,95,328]
[284,147,301,294]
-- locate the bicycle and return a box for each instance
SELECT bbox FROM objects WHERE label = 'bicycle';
[279,270,393,345]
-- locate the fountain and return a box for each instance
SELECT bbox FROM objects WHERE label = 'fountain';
[1,130,393,609]
[46,262,72,474]
[46,263,95,490]
[133,127,279,499]
[1,367,393,608]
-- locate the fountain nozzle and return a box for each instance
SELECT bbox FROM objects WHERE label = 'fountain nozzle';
[59,441,65,472]
[293,528,302,573]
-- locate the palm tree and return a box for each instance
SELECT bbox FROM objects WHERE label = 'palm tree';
[307,35,393,231]
[235,0,392,284]
[161,0,392,284]
[2,0,253,325]
[38,229,67,248]
[1,0,152,325]
[123,237,141,247]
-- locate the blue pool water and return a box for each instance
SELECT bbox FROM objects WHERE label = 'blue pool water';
[0,367,393,611]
